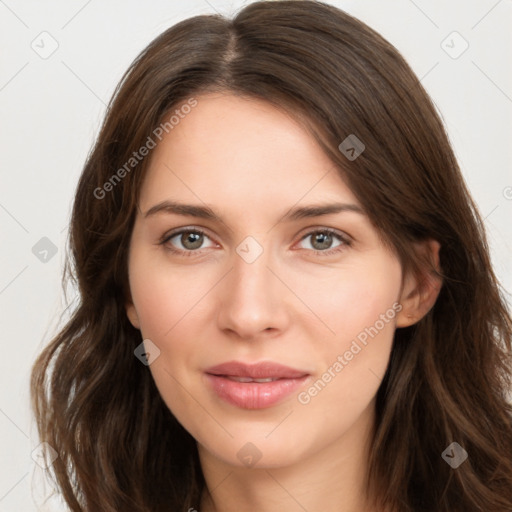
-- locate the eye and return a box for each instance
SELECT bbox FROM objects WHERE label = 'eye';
[159,226,351,257]
[160,228,217,254]
[296,228,350,255]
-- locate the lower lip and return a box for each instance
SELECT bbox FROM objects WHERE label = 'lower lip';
[205,374,309,409]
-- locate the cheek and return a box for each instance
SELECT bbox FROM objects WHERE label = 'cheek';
[298,257,402,343]
[128,252,213,339]
[295,258,401,400]
[128,255,209,424]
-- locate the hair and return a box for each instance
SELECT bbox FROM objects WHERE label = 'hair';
[31,1,512,511]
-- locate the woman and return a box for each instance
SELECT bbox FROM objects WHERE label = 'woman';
[31,1,512,511]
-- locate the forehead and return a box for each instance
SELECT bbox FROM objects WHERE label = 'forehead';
[139,93,359,212]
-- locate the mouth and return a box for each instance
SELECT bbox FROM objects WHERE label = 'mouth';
[204,360,310,409]
[220,376,282,383]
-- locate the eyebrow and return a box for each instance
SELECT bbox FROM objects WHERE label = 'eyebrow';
[143,200,365,222]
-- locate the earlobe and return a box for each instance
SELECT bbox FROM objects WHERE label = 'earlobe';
[396,239,443,328]
[126,302,141,330]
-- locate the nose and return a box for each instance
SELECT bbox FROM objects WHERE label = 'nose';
[216,244,290,340]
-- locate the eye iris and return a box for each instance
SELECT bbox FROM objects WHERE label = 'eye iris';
[312,232,333,250]
[181,231,203,250]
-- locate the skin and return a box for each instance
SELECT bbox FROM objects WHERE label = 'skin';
[126,93,441,512]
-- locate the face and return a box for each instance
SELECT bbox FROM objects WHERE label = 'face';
[126,93,408,469]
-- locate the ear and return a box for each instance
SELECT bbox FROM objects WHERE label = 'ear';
[396,239,442,328]
[125,300,141,330]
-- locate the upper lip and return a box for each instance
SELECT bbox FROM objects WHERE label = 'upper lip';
[205,360,309,379]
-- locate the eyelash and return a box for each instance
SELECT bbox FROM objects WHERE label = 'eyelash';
[158,226,352,257]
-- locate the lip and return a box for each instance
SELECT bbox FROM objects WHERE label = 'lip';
[204,360,310,409]
[206,360,308,379]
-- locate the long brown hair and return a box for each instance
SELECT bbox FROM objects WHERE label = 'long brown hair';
[31,1,512,510]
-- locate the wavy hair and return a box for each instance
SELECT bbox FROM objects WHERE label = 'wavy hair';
[31,1,512,510]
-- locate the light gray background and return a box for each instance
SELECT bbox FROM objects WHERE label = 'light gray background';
[1,0,511,510]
